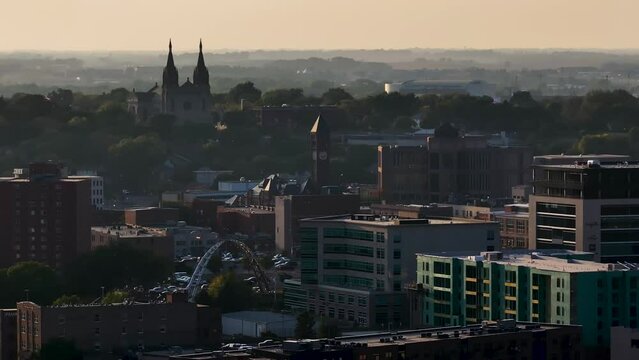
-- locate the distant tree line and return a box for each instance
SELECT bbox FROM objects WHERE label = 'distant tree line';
[2,84,639,194]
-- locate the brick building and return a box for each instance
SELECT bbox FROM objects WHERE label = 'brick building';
[275,194,360,253]
[16,298,219,360]
[378,124,532,204]
[0,163,91,268]
[124,207,180,226]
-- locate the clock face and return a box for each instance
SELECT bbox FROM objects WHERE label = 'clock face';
[319,151,328,160]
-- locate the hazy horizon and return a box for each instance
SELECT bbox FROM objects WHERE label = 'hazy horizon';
[4,0,638,52]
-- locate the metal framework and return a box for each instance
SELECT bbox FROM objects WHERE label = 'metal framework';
[186,238,271,302]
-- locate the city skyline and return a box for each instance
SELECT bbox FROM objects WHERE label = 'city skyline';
[2,0,638,51]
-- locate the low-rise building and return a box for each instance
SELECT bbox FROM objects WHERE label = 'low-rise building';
[217,206,275,238]
[162,321,582,360]
[125,207,180,226]
[91,225,175,259]
[218,179,260,192]
[16,298,219,360]
[166,222,218,257]
[0,309,17,360]
[413,250,639,348]
[222,311,296,338]
[493,204,529,249]
[611,326,639,360]
[284,214,499,329]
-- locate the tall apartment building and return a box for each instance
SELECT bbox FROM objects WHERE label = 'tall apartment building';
[283,214,499,329]
[378,124,532,204]
[0,163,91,268]
[529,160,639,262]
[16,298,219,360]
[413,250,639,348]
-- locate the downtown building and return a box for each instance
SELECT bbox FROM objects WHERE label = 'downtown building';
[378,124,532,204]
[0,163,91,268]
[529,159,639,262]
[412,250,639,350]
[16,296,219,360]
[283,214,499,329]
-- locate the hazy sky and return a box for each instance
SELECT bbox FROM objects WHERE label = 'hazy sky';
[2,0,638,51]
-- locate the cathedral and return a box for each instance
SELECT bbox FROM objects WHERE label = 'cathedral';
[128,40,213,124]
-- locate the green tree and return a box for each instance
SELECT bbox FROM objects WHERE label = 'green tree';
[148,114,176,139]
[53,294,82,306]
[318,317,341,338]
[102,290,128,304]
[63,243,172,297]
[321,88,353,105]
[294,311,316,338]
[207,272,254,312]
[228,81,262,104]
[206,255,223,273]
[107,134,167,192]
[47,88,74,109]
[261,88,305,106]
[573,133,630,155]
[0,262,61,307]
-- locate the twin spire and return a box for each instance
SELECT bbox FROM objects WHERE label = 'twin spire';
[162,39,209,89]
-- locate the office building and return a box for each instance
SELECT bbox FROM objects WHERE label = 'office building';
[275,194,360,254]
[494,204,530,249]
[16,298,219,360]
[0,163,91,268]
[530,159,639,262]
[284,214,499,329]
[370,203,453,219]
[217,206,275,239]
[378,124,532,204]
[414,250,639,348]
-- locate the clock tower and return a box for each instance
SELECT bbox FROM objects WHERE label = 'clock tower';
[310,114,330,191]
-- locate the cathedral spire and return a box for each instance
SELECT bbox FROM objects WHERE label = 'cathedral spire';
[193,39,210,88]
[162,39,178,89]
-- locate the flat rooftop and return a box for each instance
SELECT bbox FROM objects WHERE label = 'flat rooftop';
[334,321,566,348]
[91,225,166,237]
[535,160,639,169]
[302,214,494,227]
[420,250,637,273]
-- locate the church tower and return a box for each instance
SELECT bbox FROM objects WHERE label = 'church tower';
[193,39,210,90]
[162,40,179,112]
[310,114,330,191]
